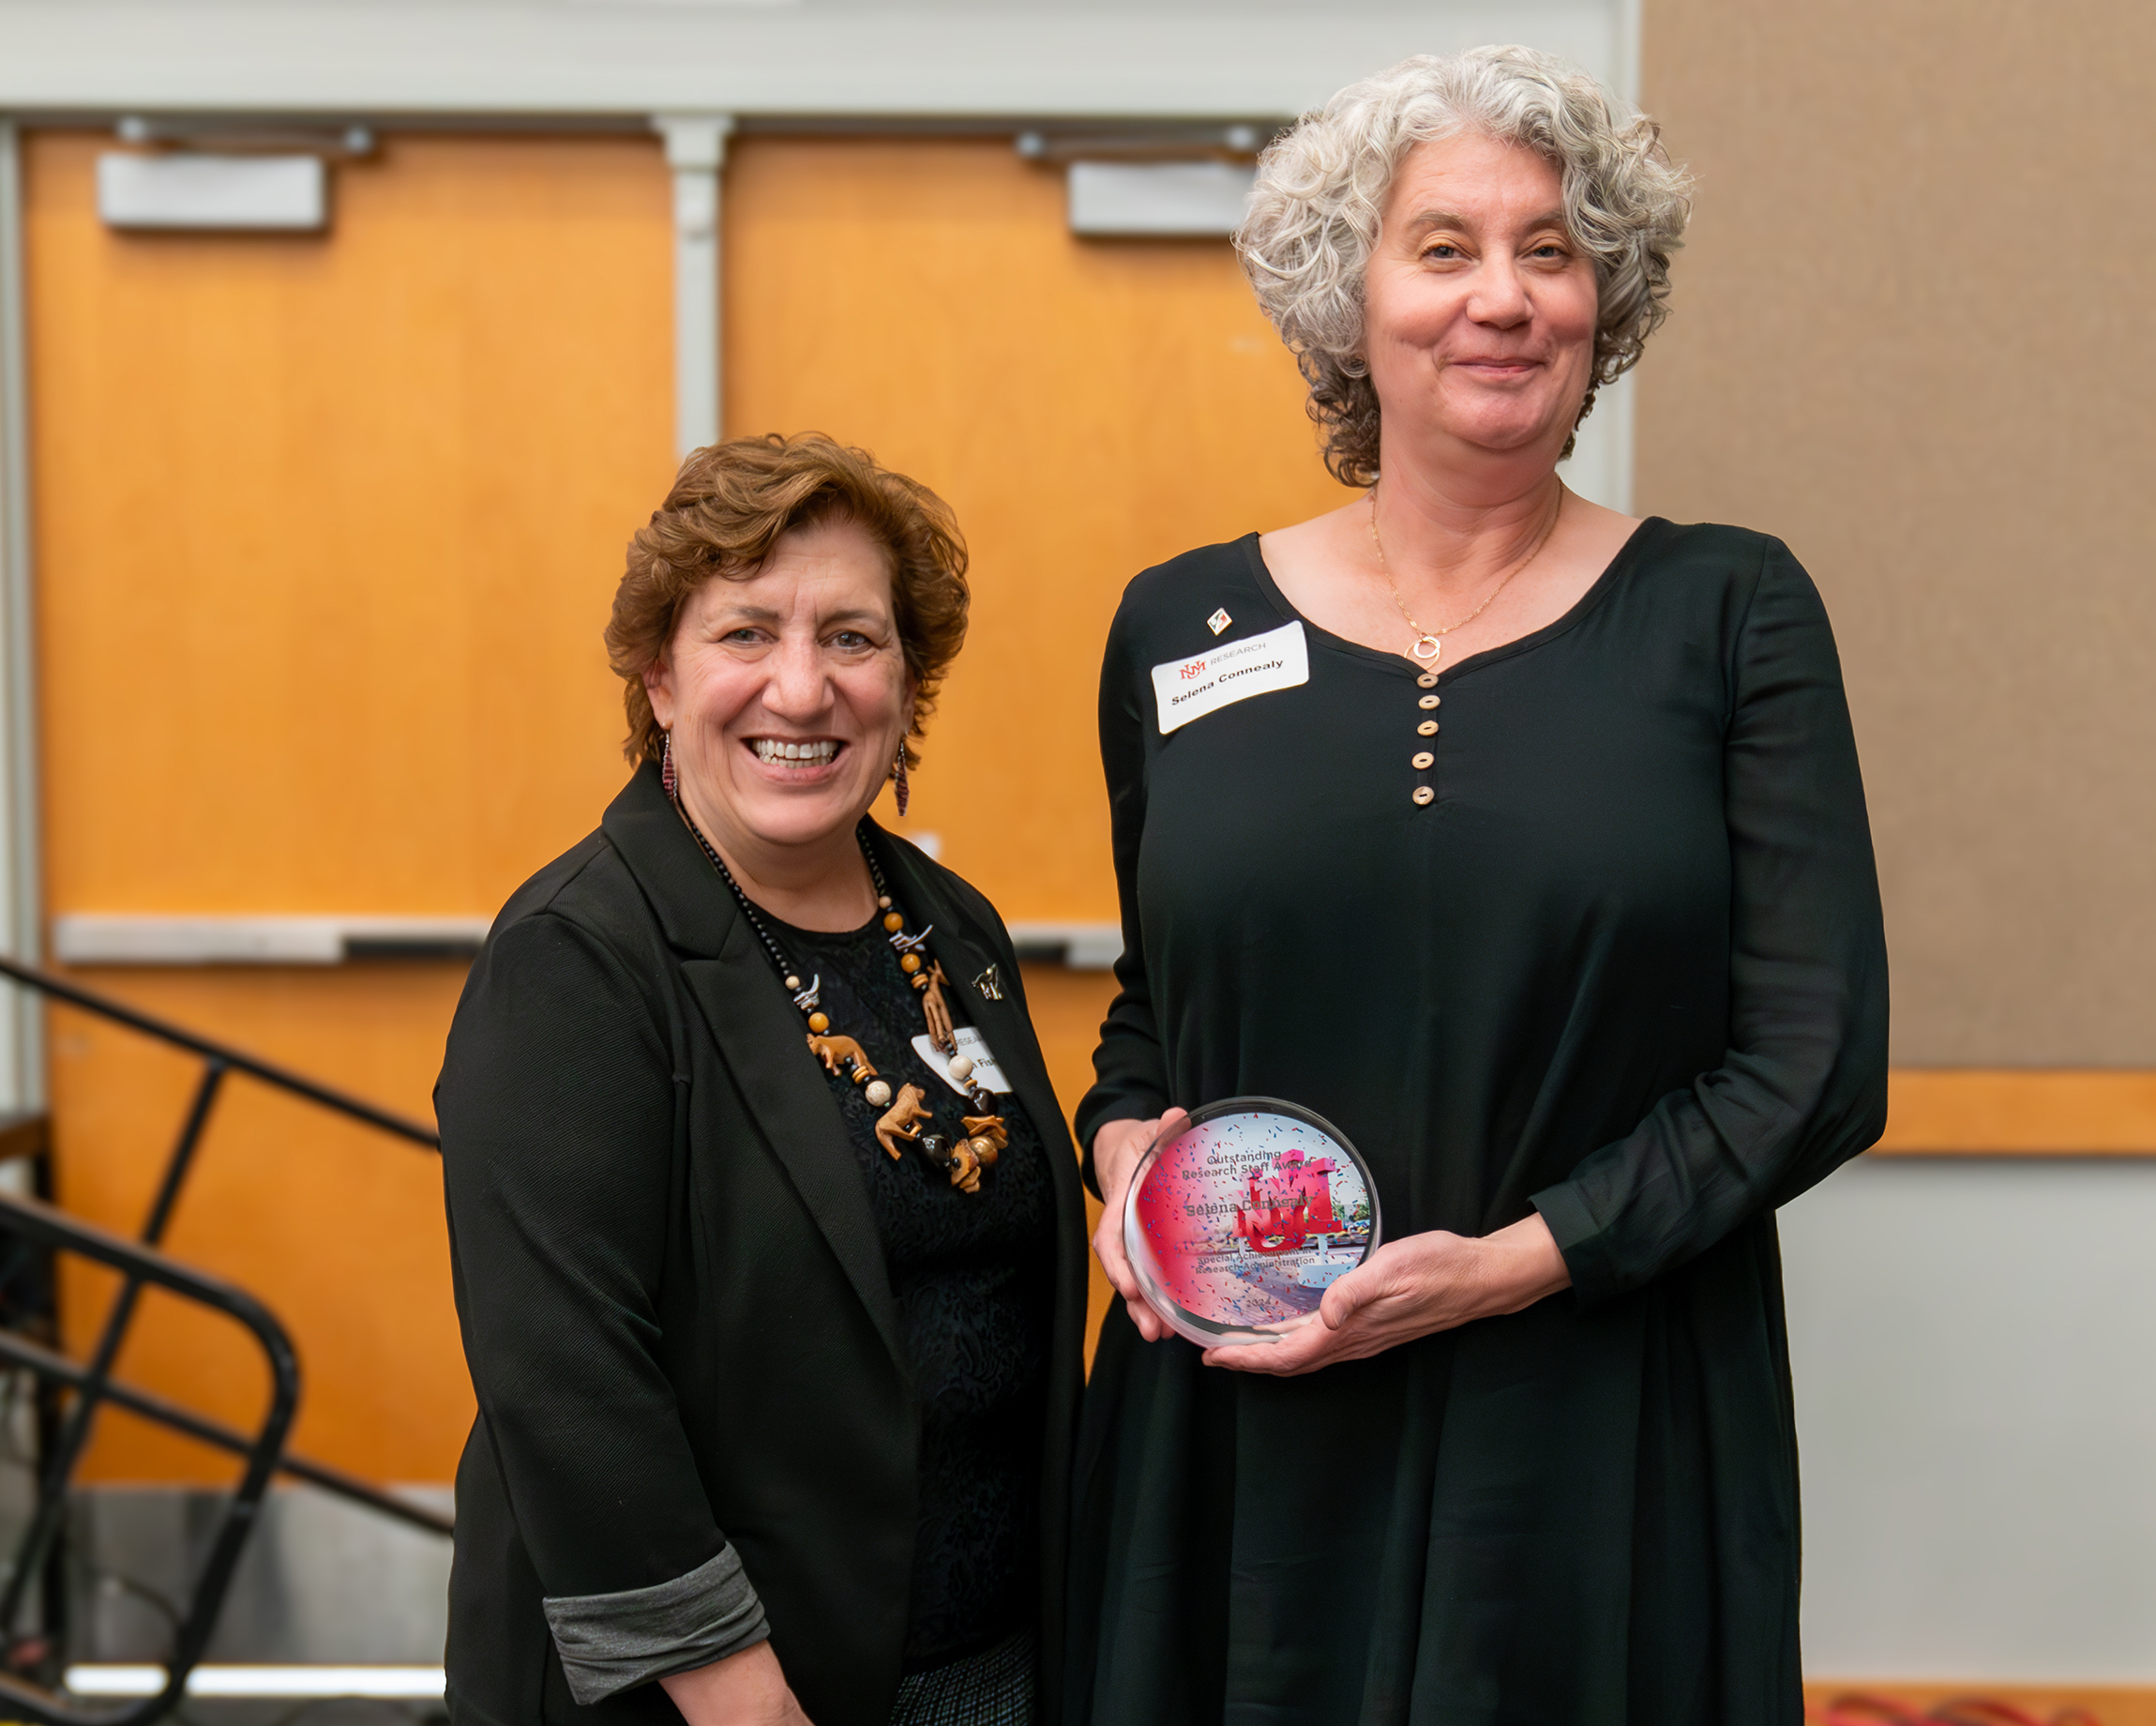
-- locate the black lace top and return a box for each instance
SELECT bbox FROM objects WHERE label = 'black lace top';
[765,903,1058,1673]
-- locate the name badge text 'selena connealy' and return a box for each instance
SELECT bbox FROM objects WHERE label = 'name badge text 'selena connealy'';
[1150,620,1310,735]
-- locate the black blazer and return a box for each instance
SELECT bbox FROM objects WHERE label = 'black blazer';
[437,762,1090,1725]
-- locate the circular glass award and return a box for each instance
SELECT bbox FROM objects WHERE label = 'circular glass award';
[1122,1097,1381,1348]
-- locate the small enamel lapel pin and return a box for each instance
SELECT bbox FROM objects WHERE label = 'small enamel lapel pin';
[1207,608,1232,636]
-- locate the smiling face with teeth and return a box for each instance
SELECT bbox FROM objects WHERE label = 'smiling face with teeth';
[643,516,914,907]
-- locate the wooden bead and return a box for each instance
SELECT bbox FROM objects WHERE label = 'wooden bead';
[865,1079,893,1107]
[807,1011,830,1033]
[948,1054,974,1082]
[877,896,893,909]
[882,912,905,932]
[900,952,922,974]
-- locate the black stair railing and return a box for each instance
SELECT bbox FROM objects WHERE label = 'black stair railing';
[0,952,453,1718]
[0,1192,297,1725]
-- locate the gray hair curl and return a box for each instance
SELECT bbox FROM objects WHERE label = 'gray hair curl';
[1237,46,1692,485]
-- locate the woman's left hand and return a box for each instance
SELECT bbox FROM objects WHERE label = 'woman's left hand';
[1201,1214,1572,1376]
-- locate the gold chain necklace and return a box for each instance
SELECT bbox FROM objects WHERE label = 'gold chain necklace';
[1367,487,1562,665]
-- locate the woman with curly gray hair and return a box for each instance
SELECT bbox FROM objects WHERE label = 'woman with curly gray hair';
[1068,46,1886,1724]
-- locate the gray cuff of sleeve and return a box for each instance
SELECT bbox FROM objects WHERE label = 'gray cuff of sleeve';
[542,1544,770,1706]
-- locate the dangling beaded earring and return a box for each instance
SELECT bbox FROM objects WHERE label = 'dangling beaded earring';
[892,742,911,819]
[660,730,677,800]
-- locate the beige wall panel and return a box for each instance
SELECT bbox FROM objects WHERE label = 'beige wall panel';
[1636,1,2156,1065]
[26,129,677,1480]
[722,136,1350,920]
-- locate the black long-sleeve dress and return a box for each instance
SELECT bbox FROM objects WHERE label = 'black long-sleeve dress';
[1065,521,1889,1726]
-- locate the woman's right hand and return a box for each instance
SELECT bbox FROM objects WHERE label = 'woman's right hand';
[1089,1109,1187,1343]
[660,1641,814,1725]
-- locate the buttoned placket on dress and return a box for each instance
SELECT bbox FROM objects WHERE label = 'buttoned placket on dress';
[1410,669,1440,806]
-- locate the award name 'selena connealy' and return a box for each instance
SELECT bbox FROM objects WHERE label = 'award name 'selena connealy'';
[1123,1098,1380,1347]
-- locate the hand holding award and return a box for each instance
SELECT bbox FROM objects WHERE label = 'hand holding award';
[1120,1098,1381,1348]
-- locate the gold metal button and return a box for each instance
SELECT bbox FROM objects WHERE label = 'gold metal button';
[1418,694,1440,710]
[1411,750,1434,769]
[1411,785,1435,806]
[1417,672,1439,689]
[1417,719,1438,736]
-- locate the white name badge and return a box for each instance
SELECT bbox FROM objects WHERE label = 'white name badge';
[912,1025,1015,1097]
[1152,620,1309,734]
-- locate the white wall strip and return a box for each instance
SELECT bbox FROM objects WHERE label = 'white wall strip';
[53,915,491,965]
[653,114,732,457]
[1065,159,1256,237]
[50,914,1119,969]
[0,119,44,1112]
[1006,922,1123,970]
[0,5,1622,119]
[96,149,327,231]
[66,1665,446,1700]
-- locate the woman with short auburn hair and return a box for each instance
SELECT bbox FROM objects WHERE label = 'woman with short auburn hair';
[439,432,1087,1726]
[1068,48,1886,1724]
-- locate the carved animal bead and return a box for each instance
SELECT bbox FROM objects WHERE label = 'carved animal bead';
[874,1083,933,1160]
[806,1033,876,1079]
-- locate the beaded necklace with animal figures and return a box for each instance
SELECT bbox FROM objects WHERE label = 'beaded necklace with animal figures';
[671,804,1009,1194]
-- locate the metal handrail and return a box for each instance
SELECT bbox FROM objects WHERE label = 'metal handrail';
[0,1192,298,1726]
[0,956,438,1149]
[0,953,454,1717]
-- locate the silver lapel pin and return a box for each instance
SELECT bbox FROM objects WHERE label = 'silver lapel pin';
[972,964,1004,1002]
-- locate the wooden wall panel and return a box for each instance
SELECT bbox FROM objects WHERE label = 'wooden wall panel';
[24,130,1347,1476]
[25,129,676,1480]
[722,136,1350,919]
[1015,964,1123,1366]
[1805,1684,2156,1726]
[29,129,674,916]
[45,969,467,1483]
[720,135,1357,1363]
[1877,1070,2156,1156]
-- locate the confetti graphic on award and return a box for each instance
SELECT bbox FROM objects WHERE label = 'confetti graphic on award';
[1123,1098,1380,1347]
